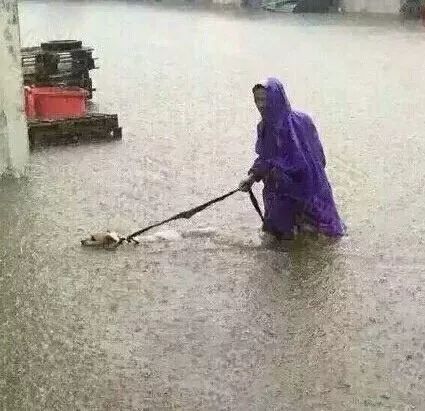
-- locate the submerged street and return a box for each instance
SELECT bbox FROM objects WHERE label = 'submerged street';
[1,2,425,409]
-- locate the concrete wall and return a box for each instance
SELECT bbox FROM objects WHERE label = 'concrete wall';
[342,0,401,14]
[0,0,29,177]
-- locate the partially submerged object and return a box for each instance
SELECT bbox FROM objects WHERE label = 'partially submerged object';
[400,0,424,19]
[28,113,122,149]
[23,39,122,149]
[81,231,139,249]
[262,0,297,12]
[262,0,334,13]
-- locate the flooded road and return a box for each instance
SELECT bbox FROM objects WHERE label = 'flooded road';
[2,1,425,409]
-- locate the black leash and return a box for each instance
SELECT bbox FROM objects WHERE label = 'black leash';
[121,188,263,245]
[248,188,264,222]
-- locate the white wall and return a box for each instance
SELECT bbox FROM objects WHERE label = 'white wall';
[342,0,400,14]
[0,0,29,177]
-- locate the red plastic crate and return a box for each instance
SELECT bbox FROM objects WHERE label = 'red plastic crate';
[25,86,88,120]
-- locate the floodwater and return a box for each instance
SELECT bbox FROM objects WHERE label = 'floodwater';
[1,1,425,409]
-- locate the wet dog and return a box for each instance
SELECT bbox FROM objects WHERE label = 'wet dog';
[80,227,218,249]
[81,231,139,249]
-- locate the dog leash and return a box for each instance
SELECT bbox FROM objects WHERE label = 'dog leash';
[120,188,263,245]
[248,188,264,222]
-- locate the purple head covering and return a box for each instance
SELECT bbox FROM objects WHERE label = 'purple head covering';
[249,78,346,237]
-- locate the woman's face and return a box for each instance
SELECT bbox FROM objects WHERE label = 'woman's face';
[253,87,267,117]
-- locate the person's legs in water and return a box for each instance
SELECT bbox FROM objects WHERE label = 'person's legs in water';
[295,211,320,239]
[261,193,297,248]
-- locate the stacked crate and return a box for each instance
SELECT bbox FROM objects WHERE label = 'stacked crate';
[23,40,122,149]
[21,40,96,99]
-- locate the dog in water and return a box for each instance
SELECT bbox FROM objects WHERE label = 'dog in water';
[81,227,218,249]
[81,231,139,249]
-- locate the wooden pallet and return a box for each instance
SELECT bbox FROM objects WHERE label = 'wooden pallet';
[28,114,122,149]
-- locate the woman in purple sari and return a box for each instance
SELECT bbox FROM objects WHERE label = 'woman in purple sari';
[239,78,346,241]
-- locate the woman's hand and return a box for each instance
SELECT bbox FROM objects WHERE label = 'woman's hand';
[238,174,256,192]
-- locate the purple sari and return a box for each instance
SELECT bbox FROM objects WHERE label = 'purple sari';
[249,78,346,237]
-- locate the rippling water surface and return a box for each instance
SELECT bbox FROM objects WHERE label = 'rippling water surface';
[1,2,425,409]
